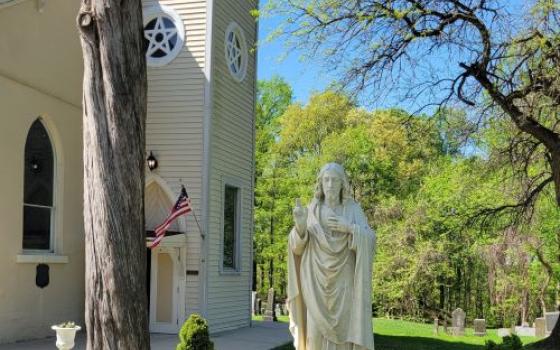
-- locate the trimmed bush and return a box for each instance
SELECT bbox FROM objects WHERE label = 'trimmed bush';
[484,335,523,350]
[176,314,214,350]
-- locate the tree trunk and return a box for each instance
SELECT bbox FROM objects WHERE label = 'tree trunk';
[77,0,149,349]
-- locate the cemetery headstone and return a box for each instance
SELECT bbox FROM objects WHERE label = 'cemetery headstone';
[515,325,535,337]
[263,288,276,322]
[251,291,257,316]
[451,308,466,336]
[275,303,282,317]
[545,311,559,336]
[535,318,546,337]
[433,318,439,336]
[497,328,511,337]
[474,319,486,336]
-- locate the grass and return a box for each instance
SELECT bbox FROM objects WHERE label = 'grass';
[257,317,542,350]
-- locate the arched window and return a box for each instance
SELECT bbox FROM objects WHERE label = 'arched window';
[23,119,55,250]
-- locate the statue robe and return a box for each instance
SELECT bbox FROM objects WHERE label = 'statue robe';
[287,198,375,350]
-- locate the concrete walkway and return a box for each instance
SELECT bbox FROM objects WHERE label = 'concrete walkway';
[0,321,291,350]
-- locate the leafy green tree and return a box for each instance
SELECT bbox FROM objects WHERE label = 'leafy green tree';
[254,76,293,296]
[263,1,560,346]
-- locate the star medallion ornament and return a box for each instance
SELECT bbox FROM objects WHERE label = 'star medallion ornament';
[144,16,178,59]
[226,31,242,74]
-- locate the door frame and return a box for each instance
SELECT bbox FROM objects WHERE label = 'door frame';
[148,242,186,333]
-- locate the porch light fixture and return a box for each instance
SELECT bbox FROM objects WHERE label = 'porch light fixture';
[147,152,158,171]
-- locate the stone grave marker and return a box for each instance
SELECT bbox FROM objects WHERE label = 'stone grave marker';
[545,311,559,336]
[535,318,546,337]
[451,308,466,336]
[474,319,486,336]
[275,303,282,317]
[515,325,535,337]
[497,328,511,337]
[433,318,439,336]
[263,288,276,322]
[251,291,257,315]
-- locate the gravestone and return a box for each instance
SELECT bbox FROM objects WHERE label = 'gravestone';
[251,291,257,315]
[535,318,546,337]
[275,303,282,317]
[433,318,439,336]
[451,308,466,336]
[515,325,535,337]
[545,311,559,336]
[497,328,511,337]
[474,319,486,336]
[263,288,276,322]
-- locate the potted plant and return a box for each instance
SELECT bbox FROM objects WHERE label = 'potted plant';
[51,321,81,350]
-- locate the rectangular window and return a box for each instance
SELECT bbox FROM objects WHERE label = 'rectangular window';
[222,184,239,271]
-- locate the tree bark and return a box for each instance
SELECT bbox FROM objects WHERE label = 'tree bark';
[77,0,149,349]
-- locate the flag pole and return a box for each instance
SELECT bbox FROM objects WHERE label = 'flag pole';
[180,181,205,239]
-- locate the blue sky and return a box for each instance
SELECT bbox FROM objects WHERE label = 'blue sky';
[256,0,529,107]
[257,13,331,104]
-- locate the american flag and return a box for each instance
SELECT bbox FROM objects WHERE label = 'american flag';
[149,185,192,249]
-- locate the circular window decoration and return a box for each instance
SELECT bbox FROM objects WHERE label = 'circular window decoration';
[143,5,185,67]
[224,22,248,82]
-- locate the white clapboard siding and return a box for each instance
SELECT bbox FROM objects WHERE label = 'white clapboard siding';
[205,0,257,332]
[143,0,207,317]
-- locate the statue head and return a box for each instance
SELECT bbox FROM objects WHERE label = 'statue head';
[314,162,351,203]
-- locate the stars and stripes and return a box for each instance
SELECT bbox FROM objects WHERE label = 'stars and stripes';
[149,185,192,249]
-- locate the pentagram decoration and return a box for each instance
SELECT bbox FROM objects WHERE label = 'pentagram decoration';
[225,22,248,82]
[143,5,185,67]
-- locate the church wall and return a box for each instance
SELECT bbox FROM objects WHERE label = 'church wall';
[142,0,208,317]
[0,75,84,343]
[204,0,257,332]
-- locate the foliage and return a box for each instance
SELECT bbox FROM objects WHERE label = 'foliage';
[485,335,524,350]
[254,78,560,338]
[265,0,560,211]
[56,321,77,328]
[176,314,214,350]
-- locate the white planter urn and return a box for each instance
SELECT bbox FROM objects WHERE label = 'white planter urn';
[51,325,81,350]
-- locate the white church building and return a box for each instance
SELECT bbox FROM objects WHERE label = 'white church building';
[0,0,256,343]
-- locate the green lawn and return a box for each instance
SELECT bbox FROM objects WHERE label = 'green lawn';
[257,317,541,350]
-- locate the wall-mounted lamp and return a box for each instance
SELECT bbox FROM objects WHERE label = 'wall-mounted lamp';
[147,151,158,171]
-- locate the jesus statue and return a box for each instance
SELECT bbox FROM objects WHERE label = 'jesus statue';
[287,162,376,350]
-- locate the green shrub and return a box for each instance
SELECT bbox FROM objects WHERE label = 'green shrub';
[176,314,214,350]
[484,335,523,350]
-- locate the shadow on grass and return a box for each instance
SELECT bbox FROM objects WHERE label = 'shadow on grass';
[272,334,487,350]
[375,334,485,350]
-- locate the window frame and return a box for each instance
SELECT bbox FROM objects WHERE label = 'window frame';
[220,177,243,274]
[20,117,65,259]
[224,21,248,83]
[143,4,185,67]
